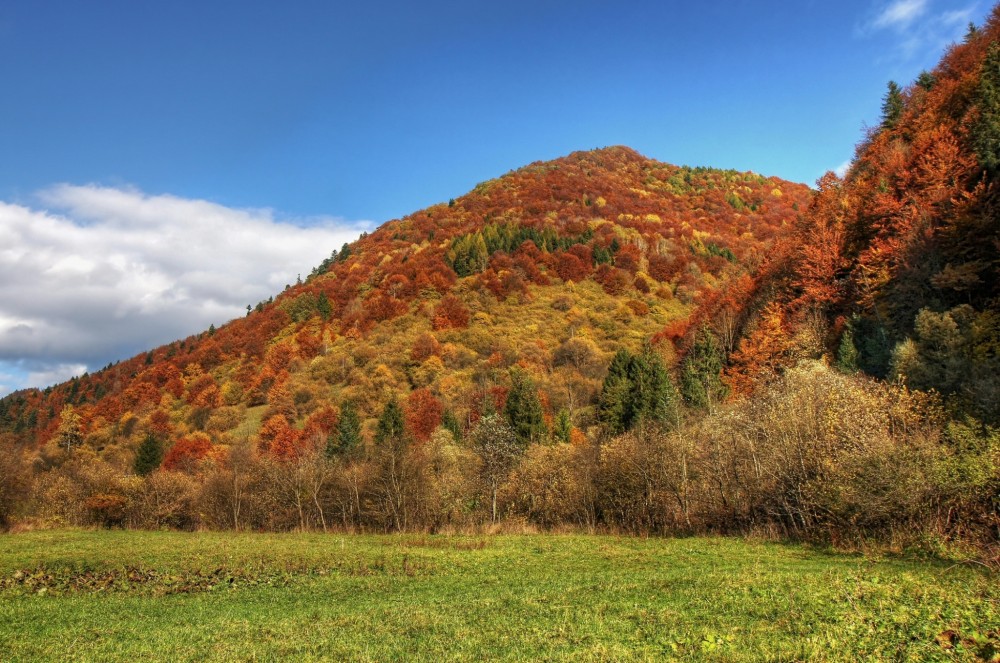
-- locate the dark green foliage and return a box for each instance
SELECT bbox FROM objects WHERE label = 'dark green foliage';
[629,350,679,428]
[916,70,936,91]
[553,409,572,444]
[836,324,859,374]
[317,292,332,322]
[503,368,546,447]
[881,81,904,130]
[599,349,679,432]
[598,350,633,434]
[705,242,737,262]
[852,316,893,379]
[441,409,463,442]
[133,433,163,476]
[331,401,362,457]
[338,243,352,262]
[375,398,406,446]
[680,328,727,410]
[446,222,594,276]
[972,43,1000,173]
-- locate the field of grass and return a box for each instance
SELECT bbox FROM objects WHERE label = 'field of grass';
[0,531,997,661]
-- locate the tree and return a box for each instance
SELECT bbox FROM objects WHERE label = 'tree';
[134,433,163,476]
[598,350,633,434]
[972,43,1000,172]
[56,406,83,452]
[681,327,727,410]
[836,323,859,374]
[472,414,520,523]
[553,409,572,444]
[629,350,679,429]
[375,398,406,447]
[317,292,333,321]
[881,80,904,130]
[331,401,362,457]
[503,368,546,447]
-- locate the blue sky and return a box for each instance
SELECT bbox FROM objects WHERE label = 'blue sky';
[0,0,993,395]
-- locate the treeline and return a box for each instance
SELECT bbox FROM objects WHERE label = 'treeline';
[2,360,995,559]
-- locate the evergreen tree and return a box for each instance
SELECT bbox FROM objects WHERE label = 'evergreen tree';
[598,349,633,434]
[880,81,904,130]
[972,43,1000,173]
[375,397,406,446]
[134,433,163,476]
[441,408,463,442]
[680,327,727,410]
[553,409,572,444]
[630,350,679,428]
[836,324,859,374]
[503,368,546,447]
[331,401,361,457]
[317,292,332,321]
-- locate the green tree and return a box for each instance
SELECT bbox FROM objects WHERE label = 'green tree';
[375,397,407,447]
[972,43,1000,172]
[629,350,679,429]
[317,292,332,321]
[553,409,572,444]
[133,433,163,476]
[680,327,727,411]
[598,349,633,434]
[503,369,546,447]
[441,409,463,442]
[880,81,904,130]
[836,324,859,374]
[331,401,361,457]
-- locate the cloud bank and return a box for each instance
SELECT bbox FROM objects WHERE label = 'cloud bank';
[0,185,370,396]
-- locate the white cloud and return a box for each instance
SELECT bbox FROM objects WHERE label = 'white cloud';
[860,1,980,60]
[835,160,852,177]
[0,185,371,395]
[872,0,929,30]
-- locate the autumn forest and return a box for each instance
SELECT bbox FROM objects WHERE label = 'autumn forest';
[1,8,999,567]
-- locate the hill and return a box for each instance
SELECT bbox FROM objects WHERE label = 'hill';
[0,7,998,550]
[0,147,810,455]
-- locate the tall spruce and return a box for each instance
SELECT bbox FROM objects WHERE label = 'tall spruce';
[133,433,163,476]
[503,368,546,447]
[680,327,727,411]
[375,398,406,446]
[972,42,1000,172]
[598,349,633,434]
[881,81,904,130]
[331,400,361,457]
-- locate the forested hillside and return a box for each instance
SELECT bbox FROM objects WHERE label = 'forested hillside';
[0,7,998,557]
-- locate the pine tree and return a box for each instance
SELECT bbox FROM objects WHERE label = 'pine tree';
[836,324,859,374]
[881,81,904,130]
[630,350,679,429]
[503,368,546,447]
[441,409,463,442]
[553,409,572,444]
[598,349,633,434]
[680,327,727,410]
[972,43,1000,172]
[134,433,163,476]
[331,401,361,457]
[375,398,406,446]
[317,292,332,321]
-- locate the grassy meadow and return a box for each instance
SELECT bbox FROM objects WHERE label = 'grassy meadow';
[0,530,997,661]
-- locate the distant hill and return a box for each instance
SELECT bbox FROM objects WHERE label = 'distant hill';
[0,146,811,453]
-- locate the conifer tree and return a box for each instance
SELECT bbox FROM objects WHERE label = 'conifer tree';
[680,327,727,411]
[598,349,633,434]
[441,409,463,442]
[972,43,1000,172]
[553,409,572,444]
[375,397,406,446]
[331,401,361,457]
[133,433,163,476]
[836,325,859,374]
[503,368,546,447]
[881,81,904,130]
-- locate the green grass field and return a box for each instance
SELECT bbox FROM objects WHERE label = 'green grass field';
[0,531,996,661]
